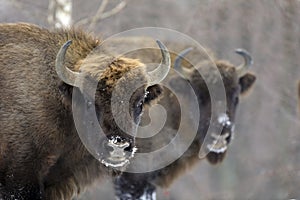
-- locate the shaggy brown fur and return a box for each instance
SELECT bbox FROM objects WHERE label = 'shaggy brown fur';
[110,38,256,198]
[0,23,163,200]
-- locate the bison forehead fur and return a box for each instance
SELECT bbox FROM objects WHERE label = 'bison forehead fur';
[0,23,167,200]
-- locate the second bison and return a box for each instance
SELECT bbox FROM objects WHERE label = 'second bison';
[107,38,256,199]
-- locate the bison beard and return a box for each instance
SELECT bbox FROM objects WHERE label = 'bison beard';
[0,23,172,200]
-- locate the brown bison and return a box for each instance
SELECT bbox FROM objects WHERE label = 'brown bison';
[109,39,256,199]
[0,23,171,200]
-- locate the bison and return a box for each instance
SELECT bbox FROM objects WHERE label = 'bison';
[0,23,171,200]
[107,38,256,199]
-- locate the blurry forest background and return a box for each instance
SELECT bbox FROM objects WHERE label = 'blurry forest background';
[1,0,300,199]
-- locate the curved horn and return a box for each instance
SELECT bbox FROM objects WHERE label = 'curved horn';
[147,40,171,86]
[55,40,81,87]
[235,48,253,77]
[174,47,193,70]
[174,47,194,77]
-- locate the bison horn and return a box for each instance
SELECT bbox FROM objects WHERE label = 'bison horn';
[235,48,253,77]
[146,40,171,86]
[174,47,193,77]
[55,40,81,87]
[174,47,193,70]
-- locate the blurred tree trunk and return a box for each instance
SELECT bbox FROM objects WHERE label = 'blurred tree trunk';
[281,0,298,72]
[237,1,252,51]
[48,0,72,28]
[214,2,229,57]
[280,0,300,197]
[279,0,298,127]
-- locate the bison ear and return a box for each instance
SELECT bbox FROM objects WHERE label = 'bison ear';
[58,83,73,109]
[239,73,256,96]
[144,84,163,106]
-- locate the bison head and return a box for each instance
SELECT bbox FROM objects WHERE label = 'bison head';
[173,48,256,164]
[55,40,170,169]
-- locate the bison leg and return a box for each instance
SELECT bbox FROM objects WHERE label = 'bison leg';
[43,154,103,200]
[113,173,156,200]
[44,180,77,200]
[0,182,42,200]
[0,154,44,199]
[43,165,80,200]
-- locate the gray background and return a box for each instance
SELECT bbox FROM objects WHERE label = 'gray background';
[1,0,300,199]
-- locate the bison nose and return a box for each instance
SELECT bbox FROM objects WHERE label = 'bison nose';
[102,136,134,157]
[221,121,235,144]
[107,141,130,157]
[217,113,234,142]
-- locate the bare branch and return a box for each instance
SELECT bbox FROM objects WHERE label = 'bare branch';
[98,0,127,20]
[75,0,127,30]
[47,0,57,28]
[88,0,109,30]
[95,0,109,18]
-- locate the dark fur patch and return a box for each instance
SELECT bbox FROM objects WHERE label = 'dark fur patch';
[144,84,163,105]
[239,73,256,95]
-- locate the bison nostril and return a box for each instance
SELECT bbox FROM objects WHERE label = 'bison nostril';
[124,144,132,152]
[104,136,134,157]
[116,137,122,143]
